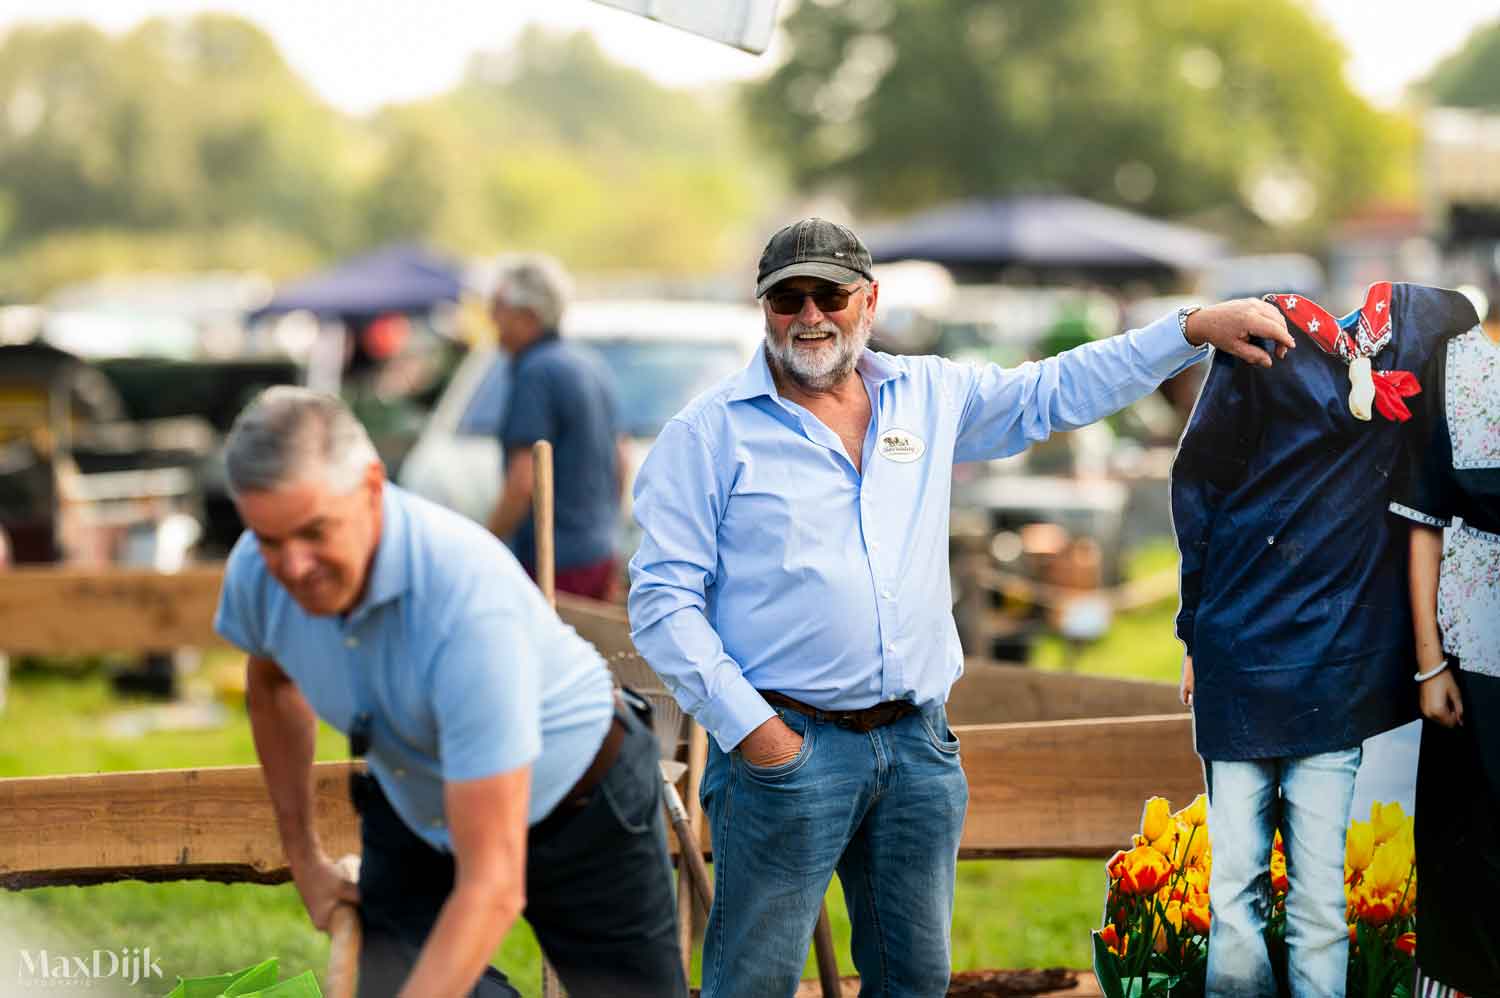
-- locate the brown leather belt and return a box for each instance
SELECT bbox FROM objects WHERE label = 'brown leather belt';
[760,690,916,733]
[531,694,626,840]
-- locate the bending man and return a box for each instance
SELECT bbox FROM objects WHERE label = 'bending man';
[215,387,685,998]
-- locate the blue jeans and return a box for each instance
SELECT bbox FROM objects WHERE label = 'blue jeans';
[1205,748,1361,998]
[699,702,968,998]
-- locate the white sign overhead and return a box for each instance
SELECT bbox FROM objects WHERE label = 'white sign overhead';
[592,0,779,54]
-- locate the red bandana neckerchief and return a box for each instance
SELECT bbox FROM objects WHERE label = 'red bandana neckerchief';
[1262,282,1421,422]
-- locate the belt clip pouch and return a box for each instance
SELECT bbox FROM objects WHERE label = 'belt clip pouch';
[619,685,654,723]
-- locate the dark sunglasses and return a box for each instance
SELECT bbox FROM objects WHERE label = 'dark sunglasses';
[765,285,860,316]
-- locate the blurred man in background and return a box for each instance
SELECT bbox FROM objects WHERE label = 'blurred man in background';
[486,255,628,600]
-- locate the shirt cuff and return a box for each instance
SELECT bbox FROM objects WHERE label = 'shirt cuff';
[1142,312,1212,377]
[1389,501,1450,529]
[696,677,775,753]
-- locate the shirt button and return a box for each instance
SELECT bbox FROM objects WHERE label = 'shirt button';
[394,768,406,778]
[344,636,358,648]
[882,591,893,599]
[885,642,895,652]
[429,818,444,828]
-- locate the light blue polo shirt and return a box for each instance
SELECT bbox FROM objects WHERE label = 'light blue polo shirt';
[215,484,615,852]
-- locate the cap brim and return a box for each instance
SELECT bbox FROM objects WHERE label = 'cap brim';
[756,262,867,298]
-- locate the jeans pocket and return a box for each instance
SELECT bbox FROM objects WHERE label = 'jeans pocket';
[600,730,661,836]
[739,709,815,781]
[920,706,961,754]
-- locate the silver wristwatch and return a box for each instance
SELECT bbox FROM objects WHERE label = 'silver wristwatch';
[1177,304,1203,344]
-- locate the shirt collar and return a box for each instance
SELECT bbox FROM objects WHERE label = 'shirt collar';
[510,329,560,364]
[347,485,410,622]
[726,345,906,404]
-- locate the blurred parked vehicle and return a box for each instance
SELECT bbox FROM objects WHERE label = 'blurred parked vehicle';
[0,341,213,695]
[400,300,765,559]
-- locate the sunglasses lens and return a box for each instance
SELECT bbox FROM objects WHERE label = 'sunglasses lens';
[767,289,854,315]
[767,292,804,315]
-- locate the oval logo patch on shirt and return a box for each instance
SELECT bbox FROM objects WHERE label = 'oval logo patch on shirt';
[877,428,926,463]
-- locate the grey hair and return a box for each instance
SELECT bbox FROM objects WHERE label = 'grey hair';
[489,253,572,329]
[224,386,380,498]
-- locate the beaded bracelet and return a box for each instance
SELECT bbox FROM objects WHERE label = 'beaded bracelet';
[1414,660,1450,683]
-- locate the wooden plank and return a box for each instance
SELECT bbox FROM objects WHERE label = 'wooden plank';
[1,716,1202,888]
[0,762,359,889]
[0,564,640,660]
[555,592,637,661]
[947,661,1185,726]
[958,715,1202,858]
[0,566,1185,728]
[0,565,226,654]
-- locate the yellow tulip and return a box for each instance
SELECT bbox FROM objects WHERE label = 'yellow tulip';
[1183,896,1211,934]
[1141,796,1173,843]
[1370,801,1406,845]
[1346,820,1375,872]
[1179,823,1210,867]
[1270,846,1289,893]
[1114,844,1175,896]
[1365,840,1411,896]
[1352,884,1402,926]
[1173,793,1208,827]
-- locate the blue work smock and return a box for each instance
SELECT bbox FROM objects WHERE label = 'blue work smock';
[1172,283,1478,761]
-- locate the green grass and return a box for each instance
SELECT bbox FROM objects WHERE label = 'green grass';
[1030,540,1186,684]
[2,544,1183,992]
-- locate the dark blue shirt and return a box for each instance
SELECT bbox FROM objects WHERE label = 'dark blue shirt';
[501,332,621,571]
[1172,284,1477,761]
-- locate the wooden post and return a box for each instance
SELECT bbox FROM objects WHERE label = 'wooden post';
[533,440,565,998]
[533,441,556,608]
[813,905,842,996]
[326,902,362,998]
[677,722,709,977]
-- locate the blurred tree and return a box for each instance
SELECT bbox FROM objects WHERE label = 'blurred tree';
[1417,18,1500,109]
[0,16,770,298]
[744,0,1406,233]
[372,27,765,271]
[0,17,353,253]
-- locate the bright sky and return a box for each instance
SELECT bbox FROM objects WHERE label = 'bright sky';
[0,0,1494,115]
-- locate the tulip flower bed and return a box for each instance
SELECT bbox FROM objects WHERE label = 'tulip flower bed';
[1092,796,1417,998]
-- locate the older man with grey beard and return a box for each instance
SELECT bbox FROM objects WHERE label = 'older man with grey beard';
[628,217,1293,997]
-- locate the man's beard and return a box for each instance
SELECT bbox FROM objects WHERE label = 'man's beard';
[764,314,871,393]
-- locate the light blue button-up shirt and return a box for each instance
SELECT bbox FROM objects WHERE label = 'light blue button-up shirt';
[215,484,614,851]
[628,313,1206,752]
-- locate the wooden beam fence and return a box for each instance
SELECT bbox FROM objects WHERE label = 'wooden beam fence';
[1,714,1202,890]
[0,565,1205,890]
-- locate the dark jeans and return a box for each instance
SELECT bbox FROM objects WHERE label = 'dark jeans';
[355,699,687,998]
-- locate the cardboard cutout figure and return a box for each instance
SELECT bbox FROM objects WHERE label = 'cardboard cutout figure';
[1390,319,1500,996]
[1171,283,1478,995]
